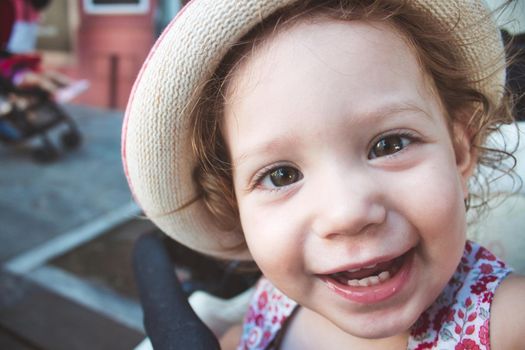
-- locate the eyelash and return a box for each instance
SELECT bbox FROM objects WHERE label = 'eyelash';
[249,130,421,191]
[368,130,420,160]
[250,163,299,192]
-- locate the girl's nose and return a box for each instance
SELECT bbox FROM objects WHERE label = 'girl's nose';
[310,169,387,239]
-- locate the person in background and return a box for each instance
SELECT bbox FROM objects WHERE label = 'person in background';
[0,0,82,98]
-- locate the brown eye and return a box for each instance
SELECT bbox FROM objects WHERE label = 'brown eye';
[267,166,302,187]
[369,135,410,159]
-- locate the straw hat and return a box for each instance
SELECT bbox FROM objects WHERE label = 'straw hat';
[122,0,505,259]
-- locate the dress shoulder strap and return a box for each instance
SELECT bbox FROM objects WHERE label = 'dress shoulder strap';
[408,241,512,349]
[238,278,297,350]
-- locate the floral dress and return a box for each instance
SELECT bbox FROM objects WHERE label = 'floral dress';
[238,241,512,350]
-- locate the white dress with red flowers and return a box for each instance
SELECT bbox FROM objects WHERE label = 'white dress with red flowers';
[237,241,512,350]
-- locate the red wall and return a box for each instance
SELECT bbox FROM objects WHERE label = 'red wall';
[75,1,156,110]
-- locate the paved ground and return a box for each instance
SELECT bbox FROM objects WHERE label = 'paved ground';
[0,104,146,349]
[0,104,132,262]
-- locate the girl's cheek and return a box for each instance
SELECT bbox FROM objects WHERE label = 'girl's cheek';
[407,161,467,234]
[241,202,302,258]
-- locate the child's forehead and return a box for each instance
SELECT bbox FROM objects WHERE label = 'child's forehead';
[226,18,427,103]
[222,18,448,144]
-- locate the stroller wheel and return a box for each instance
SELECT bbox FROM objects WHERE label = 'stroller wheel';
[60,130,82,150]
[33,143,59,163]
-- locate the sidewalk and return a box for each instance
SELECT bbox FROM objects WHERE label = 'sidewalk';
[0,105,132,262]
[0,104,146,349]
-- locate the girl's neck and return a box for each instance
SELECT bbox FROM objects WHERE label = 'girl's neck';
[281,306,409,350]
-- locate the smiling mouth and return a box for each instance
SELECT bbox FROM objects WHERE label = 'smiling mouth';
[318,248,414,304]
[324,250,409,288]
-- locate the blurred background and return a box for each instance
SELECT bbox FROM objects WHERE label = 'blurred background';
[0,1,208,349]
[0,0,523,349]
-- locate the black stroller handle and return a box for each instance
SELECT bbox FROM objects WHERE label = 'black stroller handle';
[133,233,221,350]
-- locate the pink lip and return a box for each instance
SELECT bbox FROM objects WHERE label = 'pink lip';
[318,249,414,304]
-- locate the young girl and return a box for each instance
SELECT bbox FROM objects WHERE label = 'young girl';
[122,0,525,348]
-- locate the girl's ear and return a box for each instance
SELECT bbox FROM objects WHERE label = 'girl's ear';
[452,121,478,198]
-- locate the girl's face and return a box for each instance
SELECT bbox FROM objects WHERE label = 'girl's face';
[223,19,475,339]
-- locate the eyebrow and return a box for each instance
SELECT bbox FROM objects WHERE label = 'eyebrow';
[367,102,432,122]
[232,134,299,167]
[232,101,432,165]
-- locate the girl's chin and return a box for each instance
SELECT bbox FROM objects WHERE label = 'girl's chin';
[314,280,424,340]
[330,311,415,340]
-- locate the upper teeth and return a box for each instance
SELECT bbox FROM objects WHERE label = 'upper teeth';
[347,263,377,273]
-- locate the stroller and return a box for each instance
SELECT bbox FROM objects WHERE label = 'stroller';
[0,73,82,162]
[0,0,83,162]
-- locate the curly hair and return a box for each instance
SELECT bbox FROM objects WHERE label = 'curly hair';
[189,0,518,237]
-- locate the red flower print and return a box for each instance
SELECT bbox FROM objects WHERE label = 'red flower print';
[479,263,493,274]
[255,314,265,327]
[458,309,465,319]
[481,291,493,304]
[258,291,268,310]
[446,309,456,322]
[470,282,486,295]
[475,247,496,261]
[415,341,435,350]
[433,306,450,331]
[455,339,481,350]
[479,275,497,285]
[479,319,490,347]
[262,330,272,343]
[465,298,472,308]
[412,312,430,337]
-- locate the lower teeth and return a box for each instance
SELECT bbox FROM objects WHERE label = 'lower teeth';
[347,270,391,287]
